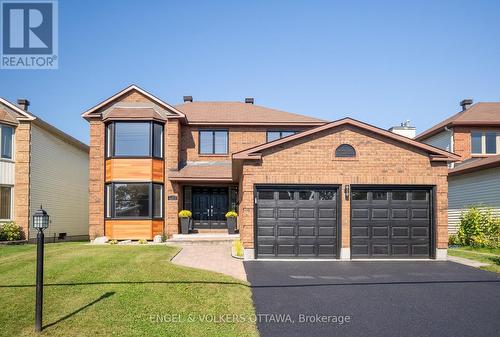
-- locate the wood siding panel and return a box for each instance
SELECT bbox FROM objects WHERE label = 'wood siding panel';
[105,219,163,240]
[106,158,164,182]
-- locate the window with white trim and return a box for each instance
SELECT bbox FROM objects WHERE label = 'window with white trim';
[0,186,12,220]
[0,125,14,160]
[471,131,499,155]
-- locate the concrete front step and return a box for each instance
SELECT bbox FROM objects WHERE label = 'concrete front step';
[167,233,240,245]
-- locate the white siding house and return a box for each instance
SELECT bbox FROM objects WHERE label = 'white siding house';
[29,122,89,240]
[448,160,500,234]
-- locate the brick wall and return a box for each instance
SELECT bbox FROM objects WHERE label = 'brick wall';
[238,125,449,251]
[88,120,105,239]
[13,121,31,238]
[453,127,500,161]
[165,119,180,236]
[180,126,309,163]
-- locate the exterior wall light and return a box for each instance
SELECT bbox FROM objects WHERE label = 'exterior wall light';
[344,185,350,200]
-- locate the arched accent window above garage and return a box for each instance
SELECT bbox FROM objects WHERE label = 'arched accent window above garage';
[335,144,356,158]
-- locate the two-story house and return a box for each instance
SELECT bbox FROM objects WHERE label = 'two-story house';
[416,99,500,233]
[0,97,89,242]
[83,85,458,260]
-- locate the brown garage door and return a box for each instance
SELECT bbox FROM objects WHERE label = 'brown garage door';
[350,187,432,258]
[255,186,339,258]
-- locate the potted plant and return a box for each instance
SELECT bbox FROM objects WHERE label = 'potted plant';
[225,211,238,234]
[178,210,192,234]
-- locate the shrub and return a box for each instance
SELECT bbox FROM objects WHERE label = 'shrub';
[448,234,460,246]
[457,206,500,249]
[232,240,244,257]
[109,240,118,245]
[138,239,147,244]
[225,211,238,218]
[0,222,24,241]
[178,210,192,218]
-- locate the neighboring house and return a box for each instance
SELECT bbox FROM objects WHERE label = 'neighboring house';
[82,85,459,260]
[416,99,500,234]
[0,98,89,242]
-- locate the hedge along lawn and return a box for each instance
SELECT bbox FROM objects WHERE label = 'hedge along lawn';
[0,243,258,337]
[448,246,500,274]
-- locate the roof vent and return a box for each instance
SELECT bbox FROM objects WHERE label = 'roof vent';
[17,99,30,111]
[245,97,254,104]
[460,99,473,111]
[183,96,193,103]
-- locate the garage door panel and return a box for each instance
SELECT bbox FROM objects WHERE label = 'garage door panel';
[372,226,389,238]
[258,208,275,219]
[372,208,389,219]
[351,187,431,259]
[351,226,369,238]
[352,208,370,220]
[277,225,294,236]
[298,208,315,219]
[277,208,295,218]
[256,186,338,258]
[411,226,429,238]
[318,208,336,219]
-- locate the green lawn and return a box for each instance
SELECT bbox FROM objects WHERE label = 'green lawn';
[0,243,258,337]
[448,246,500,274]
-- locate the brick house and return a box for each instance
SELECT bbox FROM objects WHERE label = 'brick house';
[83,85,459,260]
[0,98,89,241]
[416,99,500,233]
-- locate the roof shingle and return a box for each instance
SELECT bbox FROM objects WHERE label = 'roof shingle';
[175,101,325,125]
[416,103,500,141]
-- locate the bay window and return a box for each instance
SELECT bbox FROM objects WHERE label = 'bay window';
[1,125,13,159]
[105,182,163,219]
[106,121,163,158]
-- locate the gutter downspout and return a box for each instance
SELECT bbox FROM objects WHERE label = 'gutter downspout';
[444,126,454,168]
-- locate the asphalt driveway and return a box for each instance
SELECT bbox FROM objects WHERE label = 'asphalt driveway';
[244,261,500,337]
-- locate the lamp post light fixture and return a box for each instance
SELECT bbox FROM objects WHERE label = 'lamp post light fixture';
[33,205,49,332]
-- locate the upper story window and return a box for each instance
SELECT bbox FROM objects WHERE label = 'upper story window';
[106,121,163,158]
[266,131,296,142]
[199,130,228,155]
[0,125,13,160]
[471,131,498,155]
[335,144,356,158]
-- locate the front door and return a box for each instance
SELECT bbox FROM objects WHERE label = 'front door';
[192,187,229,229]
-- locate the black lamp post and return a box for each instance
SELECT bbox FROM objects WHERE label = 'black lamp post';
[33,206,49,332]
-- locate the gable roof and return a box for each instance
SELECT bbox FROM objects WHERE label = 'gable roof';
[81,85,186,120]
[0,98,88,152]
[449,154,500,176]
[0,97,36,121]
[233,117,461,161]
[415,102,500,141]
[175,101,325,126]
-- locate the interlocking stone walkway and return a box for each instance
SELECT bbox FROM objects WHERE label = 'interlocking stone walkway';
[171,243,247,281]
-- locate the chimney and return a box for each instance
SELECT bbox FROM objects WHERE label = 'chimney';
[183,96,193,103]
[389,120,416,138]
[460,99,473,111]
[245,97,254,104]
[17,99,30,111]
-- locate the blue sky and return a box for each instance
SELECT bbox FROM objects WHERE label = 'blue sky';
[1,0,499,144]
